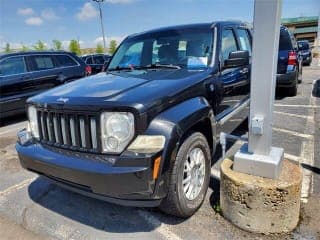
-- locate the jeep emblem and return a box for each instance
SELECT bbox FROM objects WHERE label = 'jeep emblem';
[57,97,69,103]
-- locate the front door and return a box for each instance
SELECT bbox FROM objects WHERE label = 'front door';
[217,27,251,133]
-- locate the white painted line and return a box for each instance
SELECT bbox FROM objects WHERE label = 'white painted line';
[0,122,26,136]
[0,128,20,136]
[0,121,26,132]
[284,153,300,162]
[274,111,313,120]
[299,80,317,203]
[274,104,319,108]
[211,168,220,180]
[138,210,182,240]
[0,177,36,197]
[272,127,313,139]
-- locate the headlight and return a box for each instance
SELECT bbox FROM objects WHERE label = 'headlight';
[27,105,39,139]
[100,112,135,153]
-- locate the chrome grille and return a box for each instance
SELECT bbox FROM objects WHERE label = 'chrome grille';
[37,109,99,152]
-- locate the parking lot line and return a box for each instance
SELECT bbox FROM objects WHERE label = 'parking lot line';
[137,210,182,240]
[0,122,26,136]
[299,90,316,203]
[274,111,313,120]
[210,168,221,180]
[274,104,320,109]
[284,153,301,162]
[0,177,36,197]
[0,128,20,136]
[272,127,313,139]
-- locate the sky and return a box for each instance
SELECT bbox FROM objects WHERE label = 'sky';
[0,0,319,50]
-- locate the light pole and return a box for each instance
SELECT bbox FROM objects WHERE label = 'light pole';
[93,0,107,53]
[233,0,284,179]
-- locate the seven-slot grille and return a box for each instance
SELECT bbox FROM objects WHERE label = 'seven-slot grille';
[37,109,99,152]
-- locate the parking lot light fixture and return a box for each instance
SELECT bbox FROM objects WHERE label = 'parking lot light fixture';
[93,0,107,53]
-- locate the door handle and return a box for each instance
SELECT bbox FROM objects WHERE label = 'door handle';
[240,67,248,74]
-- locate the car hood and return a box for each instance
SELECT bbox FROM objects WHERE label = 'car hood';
[29,69,211,113]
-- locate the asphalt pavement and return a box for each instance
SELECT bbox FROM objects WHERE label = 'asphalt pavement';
[0,66,319,240]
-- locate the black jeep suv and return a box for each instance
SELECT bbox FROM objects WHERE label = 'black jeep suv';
[17,22,252,217]
[0,51,87,118]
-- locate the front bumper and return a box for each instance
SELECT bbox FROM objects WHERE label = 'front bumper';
[16,134,163,207]
[276,71,297,88]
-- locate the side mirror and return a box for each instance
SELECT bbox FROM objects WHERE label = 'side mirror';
[224,50,249,69]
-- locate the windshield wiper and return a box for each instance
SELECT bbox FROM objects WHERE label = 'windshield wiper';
[136,63,181,70]
[107,66,134,72]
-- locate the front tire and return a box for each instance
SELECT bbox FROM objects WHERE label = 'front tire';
[159,132,211,218]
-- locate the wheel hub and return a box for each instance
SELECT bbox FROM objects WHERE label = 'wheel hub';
[182,147,206,200]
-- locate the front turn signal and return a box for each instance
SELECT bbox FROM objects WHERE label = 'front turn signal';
[153,156,161,180]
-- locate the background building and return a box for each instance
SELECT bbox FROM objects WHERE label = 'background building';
[282,16,318,46]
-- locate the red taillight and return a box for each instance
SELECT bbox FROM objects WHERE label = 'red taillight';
[85,65,92,75]
[288,51,297,66]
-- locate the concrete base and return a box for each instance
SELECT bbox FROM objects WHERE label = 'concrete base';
[234,144,284,179]
[220,158,302,234]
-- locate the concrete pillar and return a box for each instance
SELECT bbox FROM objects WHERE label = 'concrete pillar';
[220,158,302,233]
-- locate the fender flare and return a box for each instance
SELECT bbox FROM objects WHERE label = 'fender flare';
[144,97,217,198]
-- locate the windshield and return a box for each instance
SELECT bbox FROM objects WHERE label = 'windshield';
[298,42,309,50]
[108,28,213,70]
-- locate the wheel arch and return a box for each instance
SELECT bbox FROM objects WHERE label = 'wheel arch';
[144,97,217,199]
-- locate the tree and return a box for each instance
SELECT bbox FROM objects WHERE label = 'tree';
[4,43,11,53]
[108,40,117,55]
[21,44,29,52]
[33,40,47,51]
[96,43,104,53]
[69,39,81,55]
[52,40,62,51]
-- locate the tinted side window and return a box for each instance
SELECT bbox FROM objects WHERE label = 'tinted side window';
[31,55,55,70]
[237,29,252,56]
[298,42,309,50]
[86,57,93,64]
[93,55,105,64]
[0,56,27,75]
[221,29,238,61]
[56,54,78,67]
[279,29,293,51]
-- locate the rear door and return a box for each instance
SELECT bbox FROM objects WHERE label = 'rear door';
[54,54,83,82]
[0,55,33,115]
[27,54,59,92]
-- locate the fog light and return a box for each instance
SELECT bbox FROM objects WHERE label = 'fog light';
[17,128,32,145]
[128,135,165,153]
